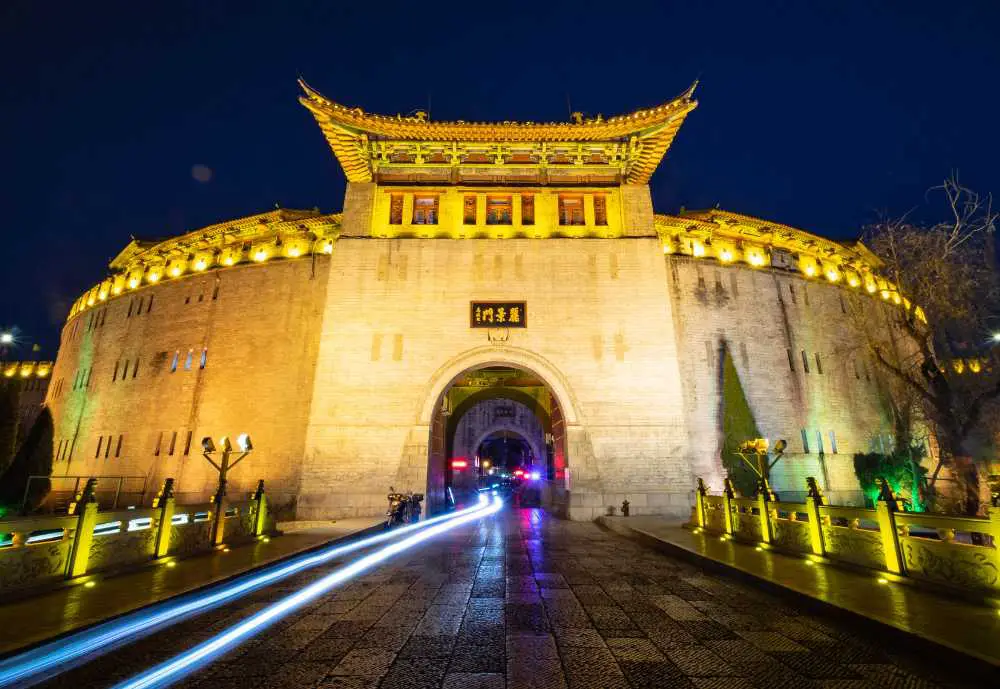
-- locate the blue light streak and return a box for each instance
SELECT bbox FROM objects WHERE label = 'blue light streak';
[0,499,492,687]
[114,496,503,689]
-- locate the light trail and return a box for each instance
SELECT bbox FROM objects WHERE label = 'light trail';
[114,496,503,689]
[0,499,492,688]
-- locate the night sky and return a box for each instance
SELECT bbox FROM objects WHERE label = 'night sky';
[2,0,998,354]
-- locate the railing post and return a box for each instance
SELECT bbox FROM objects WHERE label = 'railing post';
[804,476,826,556]
[721,478,736,536]
[211,478,227,547]
[251,480,268,537]
[756,478,775,545]
[695,478,708,529]
[152,478,176,558]
[66,478,99,578]
[875,477,904,574]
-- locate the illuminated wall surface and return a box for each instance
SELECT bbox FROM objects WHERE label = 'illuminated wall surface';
[46,82,910,520]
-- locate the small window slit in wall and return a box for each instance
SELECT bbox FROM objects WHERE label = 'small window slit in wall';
[115,434,123,458]
[200,348,207,369]
[801,350,810,373]
[154,432,163,457]
[829,431,838,454]
[168,431,177,456]
[815,430,824,455]
[132,358,139,378]
[786,349,795,372]
[815,352,823,375]
[801,429,810,454]
[104,435,112,459]
[170,352,179,373]
[183,431,192,456]
[95,436,103,459]
[184,350,193,371]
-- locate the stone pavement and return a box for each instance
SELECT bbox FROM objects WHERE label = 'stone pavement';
[0,517,380,656]
[599,516,1000,669]
[31,509,996,688]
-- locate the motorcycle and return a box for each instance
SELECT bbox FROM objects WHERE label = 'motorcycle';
[385,488,424,528]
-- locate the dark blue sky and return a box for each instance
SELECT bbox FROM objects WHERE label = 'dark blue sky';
[2,0,998,354]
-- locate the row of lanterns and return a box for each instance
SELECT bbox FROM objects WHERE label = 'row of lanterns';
[71,236,336,317]
[662,235,924,321]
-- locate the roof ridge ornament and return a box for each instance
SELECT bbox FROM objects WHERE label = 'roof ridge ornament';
[298,77,699,184]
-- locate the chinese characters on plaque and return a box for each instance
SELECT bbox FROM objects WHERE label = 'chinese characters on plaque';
[470,301,527,328]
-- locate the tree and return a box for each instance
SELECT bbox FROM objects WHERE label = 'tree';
[719,345,762,496]
[858,176,999,515]
[0,406,54,513]
[0,382,18,477]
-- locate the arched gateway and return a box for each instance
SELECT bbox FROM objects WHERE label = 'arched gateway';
[420,349,579,515]
[47,79,900,524]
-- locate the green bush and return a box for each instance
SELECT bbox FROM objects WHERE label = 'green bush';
[853,446,927,511]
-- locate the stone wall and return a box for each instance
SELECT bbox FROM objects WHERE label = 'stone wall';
[298,236,694,521]
[665,256,889,504]
[45,218,896,522]
[46,258,331,515]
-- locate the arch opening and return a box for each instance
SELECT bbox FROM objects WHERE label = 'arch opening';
[426,363,568,515]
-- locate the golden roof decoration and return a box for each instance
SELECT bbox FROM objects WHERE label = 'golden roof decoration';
[299,79,698,184]
[653,209,922,321]
[68,209,341,321]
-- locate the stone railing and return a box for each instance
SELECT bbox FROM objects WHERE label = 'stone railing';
[0,477,273,594]
[693,476,1000,595]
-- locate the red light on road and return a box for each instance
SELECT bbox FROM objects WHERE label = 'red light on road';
[451,459,468,469]
[513,469,524,477]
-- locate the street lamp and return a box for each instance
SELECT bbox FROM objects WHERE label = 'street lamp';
[991,332,1000,344]
[202,433,253,545]
[0,332,13,345]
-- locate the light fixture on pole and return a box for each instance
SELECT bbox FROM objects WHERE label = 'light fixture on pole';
[202,433,253,545]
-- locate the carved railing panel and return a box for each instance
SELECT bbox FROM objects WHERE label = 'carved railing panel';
[87,508,158,572]
[896,512,999,592]
[703,496,726,533]
[225,501,255,544]
[770,502,811,554]
[731,499,760,542]
[0,514,77,592]
[169,504,214,557]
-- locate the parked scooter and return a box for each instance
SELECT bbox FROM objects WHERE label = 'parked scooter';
[385,488,424,528]
[385,488,407,528]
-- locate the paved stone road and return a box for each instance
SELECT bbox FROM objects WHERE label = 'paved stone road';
[37,509,990,689]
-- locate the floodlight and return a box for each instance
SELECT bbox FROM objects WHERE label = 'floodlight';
[237,433,253,452]
[201,437,216,453]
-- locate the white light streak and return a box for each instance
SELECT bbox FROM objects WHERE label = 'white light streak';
[0,500,492,687]
[115,497,503,689]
